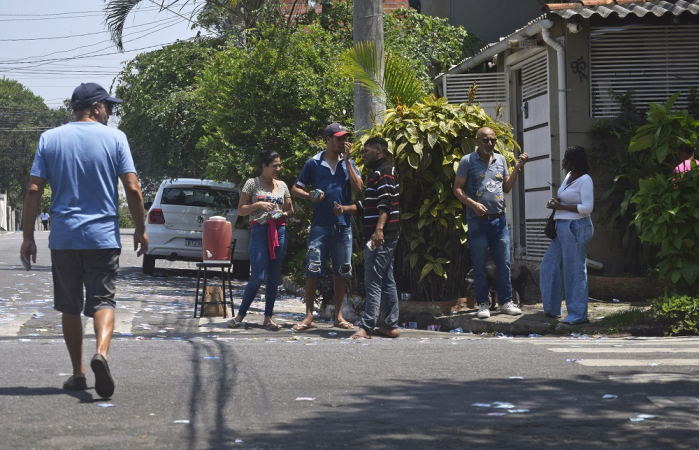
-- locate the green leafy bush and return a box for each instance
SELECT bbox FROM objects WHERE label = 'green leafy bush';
[652,295,699,335]
[362,96,517,301]
[628,92,699,291]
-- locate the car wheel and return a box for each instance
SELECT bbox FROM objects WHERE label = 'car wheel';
[143,255,156,274]
[232,260,250,280]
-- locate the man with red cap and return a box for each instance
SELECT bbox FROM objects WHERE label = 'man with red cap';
[291,123,363,330]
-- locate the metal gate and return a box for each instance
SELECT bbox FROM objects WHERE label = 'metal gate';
[515,52,552,261]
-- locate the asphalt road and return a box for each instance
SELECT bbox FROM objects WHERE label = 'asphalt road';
[1,230,698,449]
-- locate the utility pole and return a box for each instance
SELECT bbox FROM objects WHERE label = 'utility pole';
[353,0,385,134]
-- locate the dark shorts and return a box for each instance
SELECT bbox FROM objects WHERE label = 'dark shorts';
[51,249,121,317]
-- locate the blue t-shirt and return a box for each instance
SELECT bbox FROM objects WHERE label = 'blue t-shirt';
[295,151,360,226]
[456,151,509,220]
[30,121,136,250]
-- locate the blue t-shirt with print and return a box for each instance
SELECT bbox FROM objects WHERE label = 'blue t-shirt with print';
[295,151,360,226]
[30,121,136,250]
[456,151,510,220]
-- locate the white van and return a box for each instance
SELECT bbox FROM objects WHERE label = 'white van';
[143,178,250,278]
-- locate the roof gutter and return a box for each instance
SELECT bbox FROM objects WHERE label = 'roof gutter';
[540,19,568,155]
[435,19,546,87]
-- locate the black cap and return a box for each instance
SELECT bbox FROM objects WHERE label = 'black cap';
[71,83,122,112]
[323,123,349,139]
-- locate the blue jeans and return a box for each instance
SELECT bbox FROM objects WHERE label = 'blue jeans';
[360,238,399,332]
[468,215,512,305]
[238,224,288,317]
[540,217,594,324]
[305,225,352,278]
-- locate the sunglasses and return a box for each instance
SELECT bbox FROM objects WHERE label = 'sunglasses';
[479,138,497,144]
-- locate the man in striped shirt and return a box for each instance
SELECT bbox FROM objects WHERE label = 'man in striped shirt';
[333,137,400,339]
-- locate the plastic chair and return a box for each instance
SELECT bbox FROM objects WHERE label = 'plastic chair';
[194,239,237,318]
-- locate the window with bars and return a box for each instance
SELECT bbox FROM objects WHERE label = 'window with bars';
[590,24,699,118]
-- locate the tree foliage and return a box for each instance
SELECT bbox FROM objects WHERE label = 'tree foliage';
[587,91,659,275]
[338,40,429,110]
[196,24,353,186]
[360,95,517,301]
[383,7,479,80]
[0,78,72,206]
[628,93,699,291]
[114,37,224,183]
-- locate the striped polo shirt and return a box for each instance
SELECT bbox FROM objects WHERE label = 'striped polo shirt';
[357,158,400,241]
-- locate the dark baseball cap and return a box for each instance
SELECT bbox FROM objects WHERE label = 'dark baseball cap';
[71,82,122,112]
[324,123,349,138]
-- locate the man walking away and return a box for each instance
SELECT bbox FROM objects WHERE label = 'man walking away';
[20,82,148,398]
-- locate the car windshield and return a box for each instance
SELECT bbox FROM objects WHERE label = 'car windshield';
[161,187,239,210]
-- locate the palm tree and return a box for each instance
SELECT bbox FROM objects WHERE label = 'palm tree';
[104,0,200,52]
[103,0,308,51]
[338,40,428,110]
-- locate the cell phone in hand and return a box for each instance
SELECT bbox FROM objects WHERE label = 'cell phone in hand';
[20,255,31,271]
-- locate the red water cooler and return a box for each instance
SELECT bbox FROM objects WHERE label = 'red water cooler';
[202,216,233,263]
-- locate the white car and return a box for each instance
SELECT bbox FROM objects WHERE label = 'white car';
[143,178,250,278]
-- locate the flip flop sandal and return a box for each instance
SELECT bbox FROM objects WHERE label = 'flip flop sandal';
[333,321,353,329]
[62,376,87,391]
[264,322,281,331]
[292,323,316,331]
[90,354,115,398]
[228,318,244,329]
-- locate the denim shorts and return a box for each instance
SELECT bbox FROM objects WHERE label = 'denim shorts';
[305,225,352,278]
[51,248,120,317]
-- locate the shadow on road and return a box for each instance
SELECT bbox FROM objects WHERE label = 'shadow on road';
[180,365,699,449]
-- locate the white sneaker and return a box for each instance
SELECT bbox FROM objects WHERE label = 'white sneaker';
[477,303,491,319]
[500,301,522,316]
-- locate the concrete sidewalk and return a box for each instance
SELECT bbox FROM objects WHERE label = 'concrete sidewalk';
[410,300,654,337]
[219,287,654,338]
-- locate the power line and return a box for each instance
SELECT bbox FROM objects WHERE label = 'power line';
[0,13,194,42]
[0,38,201,73]
[0,16,186,64]
[2,5,163,17]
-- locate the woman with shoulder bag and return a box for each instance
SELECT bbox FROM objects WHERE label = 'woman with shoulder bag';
[228,150,294,331]
[540,145,594,324]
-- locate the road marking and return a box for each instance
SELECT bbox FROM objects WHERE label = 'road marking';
[577,359,699,367]
[548,347,699,353]
[517,338,699,346]
[609,373,697,383]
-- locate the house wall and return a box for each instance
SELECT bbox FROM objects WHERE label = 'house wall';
[557,20,620,275]
[421,0,542,45]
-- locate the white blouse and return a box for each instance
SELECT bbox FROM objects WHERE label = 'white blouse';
[554,173,594,220]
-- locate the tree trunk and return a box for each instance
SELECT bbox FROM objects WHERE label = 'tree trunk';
[353,0,385,135]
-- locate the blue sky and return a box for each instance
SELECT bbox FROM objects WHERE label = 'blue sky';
[0,0,206,110]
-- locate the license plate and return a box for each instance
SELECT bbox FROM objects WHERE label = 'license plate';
[185,238,202,247]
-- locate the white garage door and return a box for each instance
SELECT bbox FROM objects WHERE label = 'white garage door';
[519,52,552,261]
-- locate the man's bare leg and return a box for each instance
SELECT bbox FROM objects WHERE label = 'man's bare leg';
[293,277,317,330]
[91,308,116,398]
[93,308,114,359]
[62,313,85,378]
[333,276,351,327]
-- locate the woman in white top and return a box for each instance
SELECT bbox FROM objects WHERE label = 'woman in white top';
[540,145,594,325]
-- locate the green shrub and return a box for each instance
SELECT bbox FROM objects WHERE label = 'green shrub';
[651,295,699,335]
[118,204,135,229]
